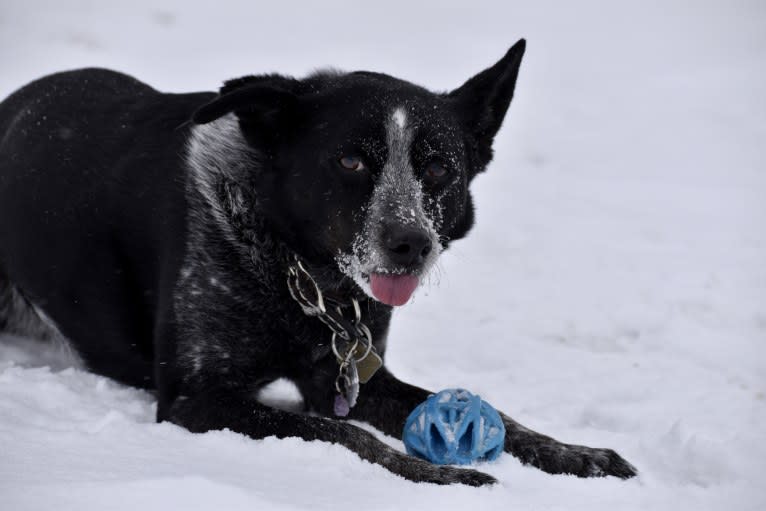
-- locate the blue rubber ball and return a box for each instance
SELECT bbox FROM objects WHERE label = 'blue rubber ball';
[402,388,505,465]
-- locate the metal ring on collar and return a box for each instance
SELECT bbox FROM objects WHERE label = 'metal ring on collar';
[331,332,359,363]
[286,260,326,315]
[330,324,373,363]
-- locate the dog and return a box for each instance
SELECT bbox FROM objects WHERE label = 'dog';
[0,39,636,485]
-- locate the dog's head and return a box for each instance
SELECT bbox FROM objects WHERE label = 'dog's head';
[192,40,525,306]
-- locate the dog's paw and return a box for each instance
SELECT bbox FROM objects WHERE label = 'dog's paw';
[507,438,637,479]
[411,463,497,487]
[434,466,498,487]
[580,447,637,479]
[382,449,496,486]
[552,445,637,479]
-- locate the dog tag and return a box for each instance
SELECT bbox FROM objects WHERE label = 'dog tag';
[334,394,350,417]
[344,360,359,408]
[353,345,383,384]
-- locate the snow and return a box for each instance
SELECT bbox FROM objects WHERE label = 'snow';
[1,0,765,510]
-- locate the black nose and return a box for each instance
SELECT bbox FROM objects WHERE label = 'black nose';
[383,225,433,267]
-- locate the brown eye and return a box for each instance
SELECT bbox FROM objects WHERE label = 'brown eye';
[424,162,448,181]
[339,155,365,171]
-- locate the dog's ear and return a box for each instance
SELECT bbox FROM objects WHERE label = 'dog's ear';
[192,74,304,125]
[448,39,526,171]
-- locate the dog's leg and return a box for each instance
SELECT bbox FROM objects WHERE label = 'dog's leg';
[347,367,431,437]
[351,367,637,479]
[164,386,496,486]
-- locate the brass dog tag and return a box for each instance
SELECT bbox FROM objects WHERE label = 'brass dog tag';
[354,345,383,384]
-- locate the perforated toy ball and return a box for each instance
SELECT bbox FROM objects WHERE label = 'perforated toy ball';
[402,388,505,465]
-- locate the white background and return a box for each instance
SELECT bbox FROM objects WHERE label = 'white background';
[1,1,765,509]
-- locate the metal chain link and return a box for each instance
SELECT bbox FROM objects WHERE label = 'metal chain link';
[287,259,371,357]
[286,258,375,408]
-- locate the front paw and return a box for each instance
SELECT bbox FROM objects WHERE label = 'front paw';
[381,447,497,486]
[507,437,637,479]
[409,461,498,487]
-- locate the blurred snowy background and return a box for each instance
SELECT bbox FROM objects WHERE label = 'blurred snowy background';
[1,1,765,510]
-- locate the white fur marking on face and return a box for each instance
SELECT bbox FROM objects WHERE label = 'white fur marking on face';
[392,108,407,130]
[336,105,442,295]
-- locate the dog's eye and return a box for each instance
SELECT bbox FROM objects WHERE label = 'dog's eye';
[339,155,365,172]
[424,162,448,182]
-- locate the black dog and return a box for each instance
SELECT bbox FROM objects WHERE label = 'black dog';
[0,40,636,485]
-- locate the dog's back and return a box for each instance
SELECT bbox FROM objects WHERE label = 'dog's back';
[0,69,211,387]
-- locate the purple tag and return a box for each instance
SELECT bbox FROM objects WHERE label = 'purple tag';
[334,394,350,417]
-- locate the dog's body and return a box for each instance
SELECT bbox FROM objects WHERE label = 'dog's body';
[0,41,636,485]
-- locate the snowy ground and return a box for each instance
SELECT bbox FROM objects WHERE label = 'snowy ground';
[1,1,765,510]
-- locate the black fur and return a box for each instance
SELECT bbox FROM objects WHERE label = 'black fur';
[0,40,636,485]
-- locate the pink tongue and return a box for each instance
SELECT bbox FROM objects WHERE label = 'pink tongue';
[369,273,419,306]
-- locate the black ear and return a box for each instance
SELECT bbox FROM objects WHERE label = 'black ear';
[192,74,304,125]
[449,39,526,169]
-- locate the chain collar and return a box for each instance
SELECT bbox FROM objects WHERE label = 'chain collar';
[286,257,383,417]
[286,259,370,344]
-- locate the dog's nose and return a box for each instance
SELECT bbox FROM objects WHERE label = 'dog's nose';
[383,225,433,267]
